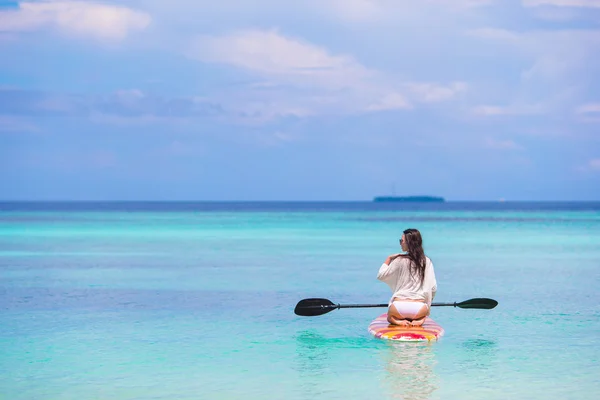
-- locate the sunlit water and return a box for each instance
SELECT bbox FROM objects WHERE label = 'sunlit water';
[1,202,599,399]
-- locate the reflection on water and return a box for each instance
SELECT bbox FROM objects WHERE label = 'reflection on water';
[292,331,442,399]
[293,331,331,376]
[293,330,339,398]
[381,342,439,400]
[460,338,498,371]
[292,330,373,398]
[293,330,368,367]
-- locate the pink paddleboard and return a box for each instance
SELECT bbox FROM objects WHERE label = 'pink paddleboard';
[368,313,444,342]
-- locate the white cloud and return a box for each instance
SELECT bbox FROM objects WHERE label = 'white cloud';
[188,29,464,119]
[521,0,600,21]
[467,28,520,42]
[589,159,600,170]
[577,158,600,173]
[406,82,468,103]
[233,100,316,124]
[473,106,508,116]
[323,0,385,23]
[112,89,146,108]
[523,0,600,7]
[0,1,151,41]
[575,103,600,123]
[0,87,226,126]
[576,103,600,114]
[367,93,412,111]
[0,115,40,133]
[484,137,523,150]
[189,29,370,89]
[320,0,494,23]
[150,0,495,29]
[254,131,298,147]
[88,112,185,126]
[473,104,544,116]
[468,27,600,118]
[469,28,600,80]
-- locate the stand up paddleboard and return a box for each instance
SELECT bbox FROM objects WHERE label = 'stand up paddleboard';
[368,313,444,342]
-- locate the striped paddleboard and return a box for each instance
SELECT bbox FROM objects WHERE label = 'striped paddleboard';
[368,313,444,342]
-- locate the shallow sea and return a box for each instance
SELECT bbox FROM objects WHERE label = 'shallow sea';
[1,202,599,399]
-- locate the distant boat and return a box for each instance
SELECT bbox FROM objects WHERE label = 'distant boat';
[373,196,445,203]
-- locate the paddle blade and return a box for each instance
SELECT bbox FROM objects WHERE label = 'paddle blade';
[456,298,498,309]
[294,298,338,316]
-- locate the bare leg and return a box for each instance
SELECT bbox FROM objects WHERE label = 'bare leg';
[409,317,426,327]
[387,303,410,327]
[387,313,410,327]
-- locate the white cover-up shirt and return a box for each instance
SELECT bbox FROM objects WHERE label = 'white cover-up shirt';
[377,255,437,306]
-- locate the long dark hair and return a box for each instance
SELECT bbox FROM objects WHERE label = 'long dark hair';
[402,228,427,285]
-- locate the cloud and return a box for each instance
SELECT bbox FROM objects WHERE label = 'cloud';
[319,0,494,24]
[484,137,523,150]
[521,0,600,21]
[588,159,600,170]
[576,103,600,114]
[0,88,225,124]
[0,88,80,115]
[367,93,412,111]
[321,0,385,23]
[0,115,40,133]
[472,104,544,116]
[0,1,151,41]
[189,29,371,90]
[468,27,600,119]
[469,28,600,80]
[523,0,600,8]
[575,103,600,123]
[252,131,298,147]
[95,90,224,119]
[577,158,600,173]
[406,82,468,103]
[144,0,495,31]
[188,29,465,119]
[467,28,520,42]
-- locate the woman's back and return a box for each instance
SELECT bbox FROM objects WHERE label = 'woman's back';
[377,255,437,305]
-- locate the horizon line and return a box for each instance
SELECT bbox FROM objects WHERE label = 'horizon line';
[1,199,599,203]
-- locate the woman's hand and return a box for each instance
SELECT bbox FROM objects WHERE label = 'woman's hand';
[384,253,402,265]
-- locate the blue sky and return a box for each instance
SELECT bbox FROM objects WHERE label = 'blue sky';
[1,0,599,201]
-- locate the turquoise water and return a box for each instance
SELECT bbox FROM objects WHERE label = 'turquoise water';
[1,202,599,399]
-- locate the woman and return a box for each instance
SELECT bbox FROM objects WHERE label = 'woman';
[377,228,437,327]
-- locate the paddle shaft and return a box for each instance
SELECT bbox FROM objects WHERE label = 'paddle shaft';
[319,302,458,310]
[339,304,387,309]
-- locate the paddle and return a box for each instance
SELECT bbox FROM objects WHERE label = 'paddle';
[294,297,498,317]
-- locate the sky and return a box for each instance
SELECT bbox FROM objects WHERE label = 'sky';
[0,0,599,201]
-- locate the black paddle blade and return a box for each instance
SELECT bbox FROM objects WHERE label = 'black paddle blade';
[294,298,338,316]
[456,298,498,309]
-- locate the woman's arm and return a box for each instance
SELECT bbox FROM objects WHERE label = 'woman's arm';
[377,253,402,282]
[385,253,402,265]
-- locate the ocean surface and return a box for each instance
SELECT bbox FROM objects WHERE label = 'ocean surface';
[1,201,599,400]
